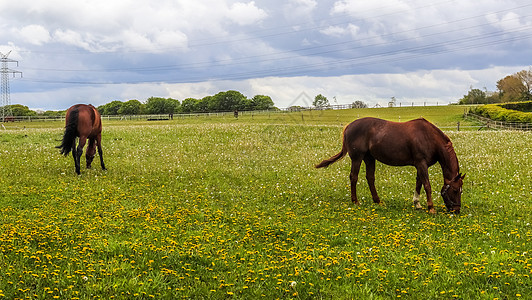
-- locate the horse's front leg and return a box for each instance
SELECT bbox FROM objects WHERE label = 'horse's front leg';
[364,156,381,204]
[413,173,423,210]
[349,156,363,205]
[416,164,434,214]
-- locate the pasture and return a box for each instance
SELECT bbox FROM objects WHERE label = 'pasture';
[0,106,531,299]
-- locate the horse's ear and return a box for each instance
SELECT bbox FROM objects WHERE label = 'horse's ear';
[455,173,465,181]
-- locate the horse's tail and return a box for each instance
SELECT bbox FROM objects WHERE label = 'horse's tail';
[315,125,348,168]
[56,108,79,156]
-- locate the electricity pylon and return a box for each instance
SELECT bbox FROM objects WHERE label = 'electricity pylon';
[1,51,23,121]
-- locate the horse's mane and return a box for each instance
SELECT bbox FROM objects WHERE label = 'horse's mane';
[442,137,460,176]
[420,118,460,176]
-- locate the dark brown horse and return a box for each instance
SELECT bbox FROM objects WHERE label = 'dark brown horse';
[316,117,464,214]
[57,104,106,175]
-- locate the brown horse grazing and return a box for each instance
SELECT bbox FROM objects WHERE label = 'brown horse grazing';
[316,117,464,214]
[57,104,106,175]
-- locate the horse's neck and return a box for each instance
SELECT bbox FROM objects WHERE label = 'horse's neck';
[439,142,459,181]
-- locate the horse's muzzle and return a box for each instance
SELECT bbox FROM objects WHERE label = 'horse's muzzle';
[448,206,461,214]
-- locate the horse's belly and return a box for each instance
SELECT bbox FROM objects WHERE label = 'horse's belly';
[374,155,413,166]
[369,147,414,166]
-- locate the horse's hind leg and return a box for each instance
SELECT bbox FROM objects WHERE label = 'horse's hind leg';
[74,137,87,175]
[364,155,381,204]
[70,140,79,175]
[349,156,363,205]
[96,134,106,171]
[86,138,96,169]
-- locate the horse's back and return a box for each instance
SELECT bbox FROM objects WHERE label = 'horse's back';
[66,104,102,137]
[344,117,444,166]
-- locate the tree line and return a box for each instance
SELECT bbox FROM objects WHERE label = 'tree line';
[2,90,276,117]
[98,91,276,115]
[460,67,532,104]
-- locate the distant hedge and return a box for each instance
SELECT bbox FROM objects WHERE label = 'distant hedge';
[472,101,532,123]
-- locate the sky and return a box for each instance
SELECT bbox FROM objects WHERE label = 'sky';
[1,0,531,111]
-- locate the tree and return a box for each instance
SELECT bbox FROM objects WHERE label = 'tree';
[167,98,180,113]
[497,75,527,102]
[388,97,396,108]
[118,99,143,115]
[42,110,64,116]
[181,98,198,113]
[251,95,275,110]
[313,94,330,108]
[459,88,487,104]
[9,104,36,116]
[196,96,211,112]
[98,100,123,115]
[515,67,532,101]
[240,97,253,111]
[210,91,247,111]
[352,100,367,108]
[145,97,180,114]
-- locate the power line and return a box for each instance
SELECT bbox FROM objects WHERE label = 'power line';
[20,23,532,86]
[15,0,461,56]
[13,2,532,86]
[22,10,532,74]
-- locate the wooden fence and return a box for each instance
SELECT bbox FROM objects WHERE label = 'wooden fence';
[4,109,532,131]
[464,112,532,131]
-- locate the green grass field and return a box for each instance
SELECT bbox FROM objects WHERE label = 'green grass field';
[1,106,531,299]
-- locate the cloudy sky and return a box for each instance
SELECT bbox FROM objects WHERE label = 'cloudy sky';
[1,0,531,110]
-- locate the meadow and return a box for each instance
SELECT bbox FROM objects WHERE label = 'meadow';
[0,106,531,299]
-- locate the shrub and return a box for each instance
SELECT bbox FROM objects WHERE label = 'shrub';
[472,101,532,123]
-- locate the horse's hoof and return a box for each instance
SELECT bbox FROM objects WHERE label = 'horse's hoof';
[428,208,436,214]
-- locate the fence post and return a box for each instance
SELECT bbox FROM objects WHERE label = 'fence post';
[457,122,460,131]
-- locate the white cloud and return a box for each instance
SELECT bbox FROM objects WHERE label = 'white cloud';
[331,0,410,18]
[320,26,348,37]
[154,31,189,50]
[17,25,51,45]
[2,0,257,52]
[284,0,317,21]
[53,29,95,52]
[320,24,359,38]
[227,1,268,25]
[120,30,153,51]
[487,11,532,31]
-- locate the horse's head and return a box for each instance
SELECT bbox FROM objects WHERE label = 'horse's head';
[441,173,465,213]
